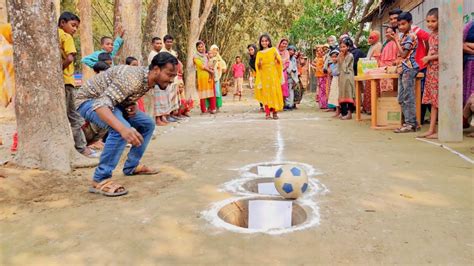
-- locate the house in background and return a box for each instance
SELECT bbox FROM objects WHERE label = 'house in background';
[361,0,473,37]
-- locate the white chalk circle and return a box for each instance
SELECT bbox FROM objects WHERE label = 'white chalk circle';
[201,161,329,235]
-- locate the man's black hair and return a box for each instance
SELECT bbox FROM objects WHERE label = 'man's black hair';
[149,52,179,70]
[397,12,413,22]
[427,8,438,18]
[58,11,80,26]
[100,36,113,45]
[93,61,110,73]
[125,56,138,65]
[98,52,112,62]
[163,35,174,42]
[152,37,162,43]
[389,8,403,16]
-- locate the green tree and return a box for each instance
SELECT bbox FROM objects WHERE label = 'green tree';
[288,0,351,53]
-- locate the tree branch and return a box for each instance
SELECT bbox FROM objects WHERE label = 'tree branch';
[355,0,376,45]
[198,0,213,35]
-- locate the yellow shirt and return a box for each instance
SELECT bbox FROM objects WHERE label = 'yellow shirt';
[58,28,76,85]
[0,23,14,107]
[0,24,12,44]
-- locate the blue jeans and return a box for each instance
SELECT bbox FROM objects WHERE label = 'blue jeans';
[77,100,155,182]
[398,68,418,127]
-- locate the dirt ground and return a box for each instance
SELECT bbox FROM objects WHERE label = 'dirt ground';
[0,90,473,265]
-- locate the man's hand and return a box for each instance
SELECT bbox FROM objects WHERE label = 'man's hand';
[119,127,143,147]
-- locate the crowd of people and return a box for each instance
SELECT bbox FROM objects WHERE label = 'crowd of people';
[246,7,472,139]
[0,7,473,196]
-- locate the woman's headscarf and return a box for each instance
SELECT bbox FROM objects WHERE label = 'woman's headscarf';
[193,40,208,65]
[327,35,337,47]
[210,44,227,69]
[367,30,382,60]
[368,30,381,44]
[278,38,290,64]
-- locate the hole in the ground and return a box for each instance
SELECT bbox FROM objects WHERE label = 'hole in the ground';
[217,197,307,229]
[243,177,311,195]
[242,177,274,193]
[248,164,283,175]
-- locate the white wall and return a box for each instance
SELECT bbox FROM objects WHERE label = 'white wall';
[411,0,473,31]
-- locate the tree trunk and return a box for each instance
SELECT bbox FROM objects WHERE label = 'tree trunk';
[113,0,142,64]
[354,0,375,46]
[8,0,74,172]
[143,0,169,61]
[114,0,151,113]
[53,0,60,19]
[184,0,213,99]
[77,0,94,81]
[0,0,7,23]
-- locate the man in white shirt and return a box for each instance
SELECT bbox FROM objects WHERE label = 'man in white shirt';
[147,37,163,65]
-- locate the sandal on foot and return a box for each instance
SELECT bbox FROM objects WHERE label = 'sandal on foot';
[82,147,101,158]
[265,115,272,120]
[131,164,159,175]
[394,125,416,133]
[272,113,279,120]
[89,180,128,197]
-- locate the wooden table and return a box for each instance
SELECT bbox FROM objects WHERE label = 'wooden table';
[354,73,424,129]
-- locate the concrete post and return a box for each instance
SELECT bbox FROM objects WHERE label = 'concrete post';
[439,0,464,142]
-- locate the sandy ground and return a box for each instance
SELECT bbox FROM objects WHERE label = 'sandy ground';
[0,90,473,265]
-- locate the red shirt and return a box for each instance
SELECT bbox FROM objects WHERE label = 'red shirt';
[232,63,245,78]
[412,25,430,70]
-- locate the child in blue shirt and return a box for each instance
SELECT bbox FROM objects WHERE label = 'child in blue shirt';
[82,26,125,68]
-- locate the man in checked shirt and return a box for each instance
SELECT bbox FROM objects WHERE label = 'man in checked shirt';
[75,52,178,197]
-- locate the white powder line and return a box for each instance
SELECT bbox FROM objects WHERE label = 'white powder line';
[416,138,474,164]
[201,112,329,235]
[197,117,320,125]
[201,195,323,235]
[275,120,284,163]
[201,160,329,235]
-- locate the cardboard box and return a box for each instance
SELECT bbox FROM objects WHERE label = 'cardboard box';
[357,58,378,76]
[377,97,401,126]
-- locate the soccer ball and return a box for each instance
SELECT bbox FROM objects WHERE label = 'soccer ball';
[274,165,309,199]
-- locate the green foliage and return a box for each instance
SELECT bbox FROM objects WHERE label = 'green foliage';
[288,0,359,53]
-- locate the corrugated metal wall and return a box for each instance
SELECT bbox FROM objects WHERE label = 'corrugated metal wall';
[371,0,473,41]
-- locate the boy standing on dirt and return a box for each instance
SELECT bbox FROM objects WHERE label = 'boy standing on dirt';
[232,56,245,101]
[58,12,98,158]
[391,12,419,133]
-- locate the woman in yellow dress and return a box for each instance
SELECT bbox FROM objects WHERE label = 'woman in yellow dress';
[193,41,216,114]
[254,34,283,120]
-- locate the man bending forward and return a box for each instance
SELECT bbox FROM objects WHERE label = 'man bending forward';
[75,52,178,196]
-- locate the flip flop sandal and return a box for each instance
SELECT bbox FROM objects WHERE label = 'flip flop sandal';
[89,180,128,197]
[272,113,279,120]
[131,164,160,175]
[394,126,415,133]
[265,115,272,120]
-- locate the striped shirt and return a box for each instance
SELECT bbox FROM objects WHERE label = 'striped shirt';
[399,30,419,71]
